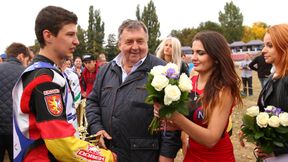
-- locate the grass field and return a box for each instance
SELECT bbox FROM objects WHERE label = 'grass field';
[175,68,260,162]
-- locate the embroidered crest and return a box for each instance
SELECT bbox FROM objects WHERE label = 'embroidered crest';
[44,94,63,116]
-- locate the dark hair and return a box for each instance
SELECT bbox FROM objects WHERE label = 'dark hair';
[193,31,242,123]
[35,6,78,48]
[118,19,148,40]
[5,42,30,58]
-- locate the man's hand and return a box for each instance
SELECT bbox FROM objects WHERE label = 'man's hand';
[82,92,87,98]
[95,130,112,149]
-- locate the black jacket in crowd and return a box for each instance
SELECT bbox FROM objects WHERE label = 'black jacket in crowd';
[249,55,272,78]
[0,57,25,135]
[86,54,181,162]
[258,75,288,156]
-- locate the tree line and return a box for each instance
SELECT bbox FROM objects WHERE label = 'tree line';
[30,1,269,61]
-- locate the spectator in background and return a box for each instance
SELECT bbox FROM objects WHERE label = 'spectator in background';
[0,53,7,63]
[98,53,108,67]
[72,56,83,77]
[0,42,30,162]
[80,54,98,98]
[60,58,82,109]
[249,54,272,88]
[240,53,253,96]
[156,36,189,76]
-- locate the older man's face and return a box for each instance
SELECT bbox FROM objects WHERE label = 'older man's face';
[118,28,148,65]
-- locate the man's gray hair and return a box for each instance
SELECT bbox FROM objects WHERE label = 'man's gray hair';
[118,19,148,40]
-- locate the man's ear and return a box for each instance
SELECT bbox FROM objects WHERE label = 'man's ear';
[16,53,24,62]
[43,29,53,44]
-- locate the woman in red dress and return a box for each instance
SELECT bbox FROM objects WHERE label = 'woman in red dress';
[155,31,242,162]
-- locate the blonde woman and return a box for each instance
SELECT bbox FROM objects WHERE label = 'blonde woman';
[156,37,189,76]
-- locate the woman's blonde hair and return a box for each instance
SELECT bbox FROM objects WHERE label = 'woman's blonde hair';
[156,37,182,70]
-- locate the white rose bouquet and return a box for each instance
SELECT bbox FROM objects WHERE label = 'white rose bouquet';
[241,105,288,154]
[145,63,192,134]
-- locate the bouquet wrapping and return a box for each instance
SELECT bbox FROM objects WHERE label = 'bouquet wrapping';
[145,63,192,134]
[241,105,288,154]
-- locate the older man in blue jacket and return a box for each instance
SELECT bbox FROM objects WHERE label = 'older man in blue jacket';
[86,19,181,162]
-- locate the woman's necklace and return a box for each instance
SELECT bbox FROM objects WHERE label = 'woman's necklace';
[193,77,198,101]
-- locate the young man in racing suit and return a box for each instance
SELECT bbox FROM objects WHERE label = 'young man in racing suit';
[13,6,116,162]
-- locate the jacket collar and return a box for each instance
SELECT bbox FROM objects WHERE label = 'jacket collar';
[7,57,22,65]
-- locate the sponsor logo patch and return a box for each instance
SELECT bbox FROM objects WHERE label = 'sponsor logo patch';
[76,146,105,161]
[44,94,63,116]
[43,89,60,95]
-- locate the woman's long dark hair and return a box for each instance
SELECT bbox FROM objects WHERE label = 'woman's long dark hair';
[193,31,242,123]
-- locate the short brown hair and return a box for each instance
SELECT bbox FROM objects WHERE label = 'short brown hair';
[5,42,29,58]
[35,6,78,48]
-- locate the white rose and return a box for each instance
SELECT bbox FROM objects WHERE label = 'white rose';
[256,112,269,128]
[268,116,280,128]
[150,65,166,76]
[279,112,288,127]
[246,106,260,117]
[164,63,180,74]
[151,75,169,91]
[164,84,181,105]
[178,73,193,92]
[265,105,274,112]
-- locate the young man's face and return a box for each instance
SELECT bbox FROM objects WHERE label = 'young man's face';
[51,23,79,59]
[83,60,96,72]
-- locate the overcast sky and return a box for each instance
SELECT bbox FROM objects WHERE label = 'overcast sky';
[0,0,286,53]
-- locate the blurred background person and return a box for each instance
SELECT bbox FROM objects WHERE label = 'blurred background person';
[0,53,7,63]
[72,56,83,77]
[249,54,272,89]
[80,54,98,98]
[61,58,82,108]
[0,42,30,162]
[156,37,189,76]
[97,53,108,67]
[239,53,253,96]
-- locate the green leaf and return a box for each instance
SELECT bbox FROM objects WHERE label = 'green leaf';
[275,126,288,134]
[254,131,264,139]
[273,141,285,147]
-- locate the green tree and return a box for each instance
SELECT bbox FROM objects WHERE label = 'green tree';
[105,34,119,61]
[197,21,223,34]
[74,25,87,58]
[136,0,161,54]
[86,6,105,55]
[136,5,141,21]
[94,9,105,53]
[170,28,197,46]
[218,1,243,43]
[87,6,97,54]
[29,39,40,54]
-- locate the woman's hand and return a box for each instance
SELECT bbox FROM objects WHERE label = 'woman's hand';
[153,102,161,118]
[238,130,245,147]
[254,146,275,160]
[160,118,180,131]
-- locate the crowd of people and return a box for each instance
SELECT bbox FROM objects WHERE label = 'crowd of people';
[0,4,287,162]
